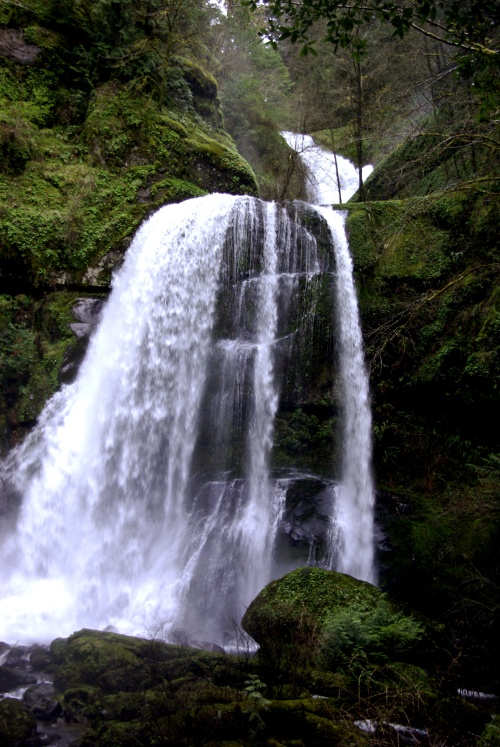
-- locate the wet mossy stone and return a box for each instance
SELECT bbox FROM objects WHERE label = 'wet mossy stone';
[49,635,68,664]
[242,568,423,672]
[63,684,101,708]
[29,644,51,671]
[52,629,147,693]
[99,692,148,722]
[51,628,232,695]
[0,665,36,691]
[243,568,381,641]
[0,698,36,747]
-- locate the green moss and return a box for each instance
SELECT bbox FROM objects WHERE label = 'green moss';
[149,176,206,202]
[245,568,381,632]
[0,699,36,747]
[174,56,218,101]
[242,568,428,702]
[23,24,61,50]
[0,292,103,448]
[0,68,256,286]
[54,630,163,695]
[479,717,500,747]
[273,408,337,474]
[345,198,456,286]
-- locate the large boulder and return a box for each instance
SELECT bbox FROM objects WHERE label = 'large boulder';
[242,567,424,677]
[52,629,149,693]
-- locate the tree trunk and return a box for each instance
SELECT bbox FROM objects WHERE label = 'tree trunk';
[352,49,365,201]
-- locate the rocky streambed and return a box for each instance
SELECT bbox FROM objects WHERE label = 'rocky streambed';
[1,569,498,747]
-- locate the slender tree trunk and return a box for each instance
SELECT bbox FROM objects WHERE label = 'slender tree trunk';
[352,51,365,200]
[329,127,343,203]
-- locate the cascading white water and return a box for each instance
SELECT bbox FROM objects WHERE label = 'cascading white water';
[284,131,377,584]
[231,202,279,600]
[0,194,241,641]
[0,193,332,644]
[281,131,373,204]
[318,209,377,584]
[0,166,376,643]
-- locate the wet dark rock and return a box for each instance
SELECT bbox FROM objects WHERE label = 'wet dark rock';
[0,665,36,692]
[30,646,52,672]
[59,299,105,384]
[0,29,41,65]
[374,490,413,583]
[376,490,412,522]
[24,683,63,721]
[5,645,31,669]
[276,476,333,561]
[69,299,105,339]
[82,250,124,287]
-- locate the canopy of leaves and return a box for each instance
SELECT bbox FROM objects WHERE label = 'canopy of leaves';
[244,0,499,105]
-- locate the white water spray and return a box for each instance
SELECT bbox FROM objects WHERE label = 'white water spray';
[281,131,373,204]
[318,209,376,583]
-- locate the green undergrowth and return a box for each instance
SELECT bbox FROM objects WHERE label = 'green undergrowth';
[344,191,500,689]
[18,587,490,747]
[0,291,97,449]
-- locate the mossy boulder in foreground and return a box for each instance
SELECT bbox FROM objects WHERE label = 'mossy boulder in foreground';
[0,698,36,746]
[242,567,425,675]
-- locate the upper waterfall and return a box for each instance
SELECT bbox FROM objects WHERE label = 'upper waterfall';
[281,131,374,204]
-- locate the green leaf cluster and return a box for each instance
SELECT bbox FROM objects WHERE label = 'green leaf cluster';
[244,0,499,107]
[319,597,423,673]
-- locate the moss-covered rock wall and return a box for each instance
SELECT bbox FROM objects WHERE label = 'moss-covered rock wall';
[0,2,258,447]
[345,189,500,688]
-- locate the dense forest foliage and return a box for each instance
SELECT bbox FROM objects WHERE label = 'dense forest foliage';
[0,0,499,744]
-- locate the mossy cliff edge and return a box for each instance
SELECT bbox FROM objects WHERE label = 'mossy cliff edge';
[0,0,257,445]
[343,185,500,689]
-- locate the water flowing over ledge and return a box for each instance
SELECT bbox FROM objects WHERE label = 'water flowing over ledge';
[0,189,376,644]
[317,208,376,584]
[281,131,374,204]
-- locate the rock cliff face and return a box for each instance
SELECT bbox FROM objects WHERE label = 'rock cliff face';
[345,187,500,690]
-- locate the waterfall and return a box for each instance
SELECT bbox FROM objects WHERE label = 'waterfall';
[284,131,377,583]
[0,173,376,643]
[281,132,373,204]
[318,209,376,584]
